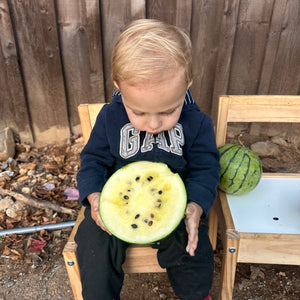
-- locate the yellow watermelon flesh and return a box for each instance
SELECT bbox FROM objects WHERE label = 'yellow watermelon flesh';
[99,161,187,244]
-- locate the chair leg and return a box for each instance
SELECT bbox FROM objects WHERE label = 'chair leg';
[63,244,83,300]
[208,204,218,250]
[219,238,239,300]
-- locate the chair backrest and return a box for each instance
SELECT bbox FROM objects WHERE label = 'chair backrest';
[216,95,300,147]
[78,103,106,145]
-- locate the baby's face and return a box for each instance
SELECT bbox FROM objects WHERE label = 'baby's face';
[116,71,191,134]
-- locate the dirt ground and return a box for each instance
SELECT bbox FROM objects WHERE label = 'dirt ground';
[0,131,299,300]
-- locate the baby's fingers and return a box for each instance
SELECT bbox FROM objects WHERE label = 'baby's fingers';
[186,227,198,256]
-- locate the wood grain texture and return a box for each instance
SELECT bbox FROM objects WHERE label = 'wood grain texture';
[0,0,33,142]
[1,1,300,143]
[228,0,274,95]
[211,0,241,123]
[100,0,146,100]
[56,0,105,134]
[212,95,300,300]
[190,0,223,113]
[9,0,69,145]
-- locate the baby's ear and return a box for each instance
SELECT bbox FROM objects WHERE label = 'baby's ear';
[113,81,120,89]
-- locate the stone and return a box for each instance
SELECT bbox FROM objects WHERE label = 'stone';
[271,136,289,147]
[6,208,18,218]
[250,141,280,157]
[0,196,14,211]
[0,127,15,161]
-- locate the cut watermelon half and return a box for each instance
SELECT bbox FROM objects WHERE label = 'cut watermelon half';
[99,161,187,244]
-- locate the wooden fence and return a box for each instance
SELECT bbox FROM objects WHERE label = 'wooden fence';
[1,0,300,145]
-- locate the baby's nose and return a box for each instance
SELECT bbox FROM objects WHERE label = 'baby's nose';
[148,115,161,132]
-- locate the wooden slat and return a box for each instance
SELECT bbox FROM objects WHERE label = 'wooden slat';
[9,0,70,145]
[100,0,146,100]
[258,0,288,94]
[211,0,241,123]
[78,104,92,145]
[88,103,105,128]
[56,0,105,135]
[268,0,300,94]
[147,0,192,33]
[124,246,165,273]
[0,0,33,143]
[190,0,223,114]
[218,191,236,232]
[228,0,274,95]
[63,244,82,300]
[219,237,239,300]
[226,95,300,123]
[238,233,300,265]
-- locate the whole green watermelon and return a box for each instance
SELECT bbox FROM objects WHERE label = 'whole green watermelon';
[218,144,262,195]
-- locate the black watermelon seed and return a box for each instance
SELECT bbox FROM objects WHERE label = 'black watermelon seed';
[144,219,149,223]
[157,199,162,203]
[127,189,131,192]
[150,213,154,218]
[158,190,163,194]
[135,176,140,181]
[147,176,153,181]
[135,214,140,219]
[123,195,129,200]
[131,224,138,229]
[148,221,153,226]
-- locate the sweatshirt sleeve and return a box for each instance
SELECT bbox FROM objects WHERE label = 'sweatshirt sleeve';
[76,105,115,206]
[184,114,220,218]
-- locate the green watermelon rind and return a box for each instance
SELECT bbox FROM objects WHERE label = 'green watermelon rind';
[99,161,187,244]
[218,144,262,195]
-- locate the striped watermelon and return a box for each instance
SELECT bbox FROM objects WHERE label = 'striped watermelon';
[218,144,262,195]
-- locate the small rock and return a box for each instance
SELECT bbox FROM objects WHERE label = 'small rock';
[250,141,279,157]
[6,280,15,288]
[21,187,31,194]
[27,169,36,176]
[6,208,17,218]
[13,201,26,211]
[0,197,14,211]
[271,136,289,147]
[0,128,15,161]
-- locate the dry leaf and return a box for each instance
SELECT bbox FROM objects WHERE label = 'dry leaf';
[3,245,11,255]
[29,239,47,251]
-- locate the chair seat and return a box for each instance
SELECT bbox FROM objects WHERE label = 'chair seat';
[227,175,300,234]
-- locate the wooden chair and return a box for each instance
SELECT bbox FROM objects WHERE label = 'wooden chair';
[208,95,300,299]
[63,103,165,300]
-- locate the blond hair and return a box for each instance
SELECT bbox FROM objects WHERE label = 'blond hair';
[112,19,192,86]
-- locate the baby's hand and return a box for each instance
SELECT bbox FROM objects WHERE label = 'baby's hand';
[184,202,203,256]
[87,192,112,235]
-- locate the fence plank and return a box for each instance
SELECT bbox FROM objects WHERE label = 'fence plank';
[1,1,300,144]
[211,0,241,123]
[268,0,300,94]
[9,0,70,145]
[101,0,146,101]
[228,0,274,94]
[56,0,105,134]
[190,0,224,114]
[0,0,33,143]
[147,0,192,33]
[258,0,288,94]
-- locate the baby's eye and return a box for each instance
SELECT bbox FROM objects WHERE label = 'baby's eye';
[160,109,176,116]
[132,111,145,116]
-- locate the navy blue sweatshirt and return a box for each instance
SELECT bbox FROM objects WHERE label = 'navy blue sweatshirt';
[77,89,220,217]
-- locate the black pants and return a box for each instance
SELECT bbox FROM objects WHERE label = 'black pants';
[75,208,214,300]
